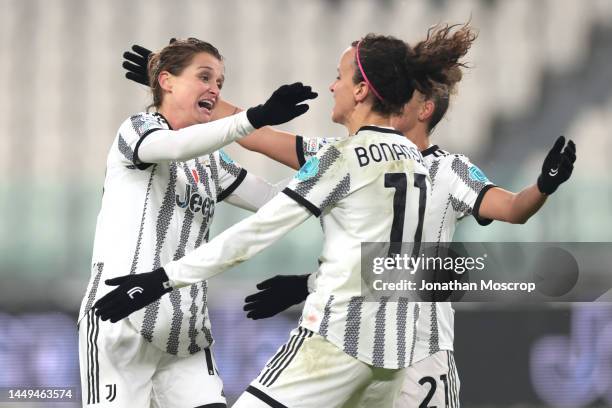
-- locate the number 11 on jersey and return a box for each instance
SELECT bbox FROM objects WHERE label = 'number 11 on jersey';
[384,173,427,258]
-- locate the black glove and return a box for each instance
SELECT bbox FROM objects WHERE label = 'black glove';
[537,136,576,195]
[123,39,176,86]
[123,44,152,86]
[94,267,172,323]
[246,83,317,129]
[243,274,310,320]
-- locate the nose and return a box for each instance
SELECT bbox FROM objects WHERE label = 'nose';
[329,81,335,93]
[209,83,220,97]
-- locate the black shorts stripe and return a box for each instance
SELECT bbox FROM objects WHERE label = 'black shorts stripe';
[446,352,453,408]
[86,311,92,404]
[266,330,313,387]
[88,310,95,404]
[448,352,459,408]
[453,353,461,407]
[259,330,302,385]
[193,404,227,408]
[442,370,449,408]
[245,386,288,408]
[260,328,311,387]
[94,313,100,404]
[259,342,290,382]
[262,330,306,386]
[87,310,100,404]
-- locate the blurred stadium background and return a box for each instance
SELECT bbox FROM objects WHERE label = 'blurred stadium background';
[1,0,611,406]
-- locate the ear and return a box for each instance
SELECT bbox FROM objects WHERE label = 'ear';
[353,82,369,103]
[158,71,174,93]
[419,100,435,122]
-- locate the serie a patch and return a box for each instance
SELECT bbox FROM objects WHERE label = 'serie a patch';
[296,157,320,181]
[468,165,489,183]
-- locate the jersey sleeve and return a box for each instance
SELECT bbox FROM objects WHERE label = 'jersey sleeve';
[164,192,312,287]
[283,144,351,217]
[214,149,248,202]
[115,113,166,170]
[448,155,496,225]
[295,135,346,166]
[224,174,292,212]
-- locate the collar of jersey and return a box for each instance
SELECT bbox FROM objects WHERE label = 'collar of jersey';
[153,112,173,130]
[421,144,440,157]
[355,125,403,137]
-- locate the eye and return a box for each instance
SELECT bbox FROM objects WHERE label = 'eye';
[199,74,209,82]
[217,81,223,90]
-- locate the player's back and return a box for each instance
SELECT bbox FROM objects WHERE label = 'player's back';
[284,126,430,369]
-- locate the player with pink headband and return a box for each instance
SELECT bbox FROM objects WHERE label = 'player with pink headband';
[97,33,443,407]
[355,40,387,103]
[117,26,575,406]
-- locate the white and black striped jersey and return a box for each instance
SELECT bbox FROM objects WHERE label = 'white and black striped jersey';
[164,126,432,369]
[420,145,494,240]
[297,137,495,363]
[418,145,494,357]
[79,112,249,356]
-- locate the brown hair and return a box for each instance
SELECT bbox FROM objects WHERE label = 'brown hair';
[147,38,223,109]
[350,34,417,116]
[410,23,477,131]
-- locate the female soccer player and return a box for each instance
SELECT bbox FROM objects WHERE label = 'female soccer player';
[96,33,445,407]
[78,38,316,407]
[242,26,576,408]
[122,26,575,407]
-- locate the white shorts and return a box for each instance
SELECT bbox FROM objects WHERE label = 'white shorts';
[395,350,460,408]
[233,327,406,408]
[78,310,226,407]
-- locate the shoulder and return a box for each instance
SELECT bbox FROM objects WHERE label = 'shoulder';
[300,135,346,153]
[427,148,491,185]
[422,145,451,158]
[118,112,168,136]
[423,145,468,167]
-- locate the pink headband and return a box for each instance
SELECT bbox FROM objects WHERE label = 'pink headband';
[355,41,385,103]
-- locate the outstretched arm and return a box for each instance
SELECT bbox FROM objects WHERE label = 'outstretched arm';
[478,185,545,224]
[123,44,303,169]
[165,193,310,286]
[136,111,255,164]
[478,136,576,224]
[238,127,301,169]
[94,193,312,322]
[224,173,293,212]
[209,98,301,169]
[136,81,315,164]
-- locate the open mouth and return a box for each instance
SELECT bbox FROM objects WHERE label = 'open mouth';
[197,99,214,112]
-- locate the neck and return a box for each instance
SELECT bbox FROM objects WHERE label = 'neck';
[158,104,191,130]
[346,104,392,135]
[403,122,431,151]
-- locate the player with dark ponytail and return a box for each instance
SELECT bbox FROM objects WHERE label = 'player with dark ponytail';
[99,33,436,407]
[391,25,575,407]
[115,25,575,406]
[242,24,575,408]
[236,24,574,407]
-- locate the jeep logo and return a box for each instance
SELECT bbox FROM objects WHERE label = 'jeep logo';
[176,184,214,221]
